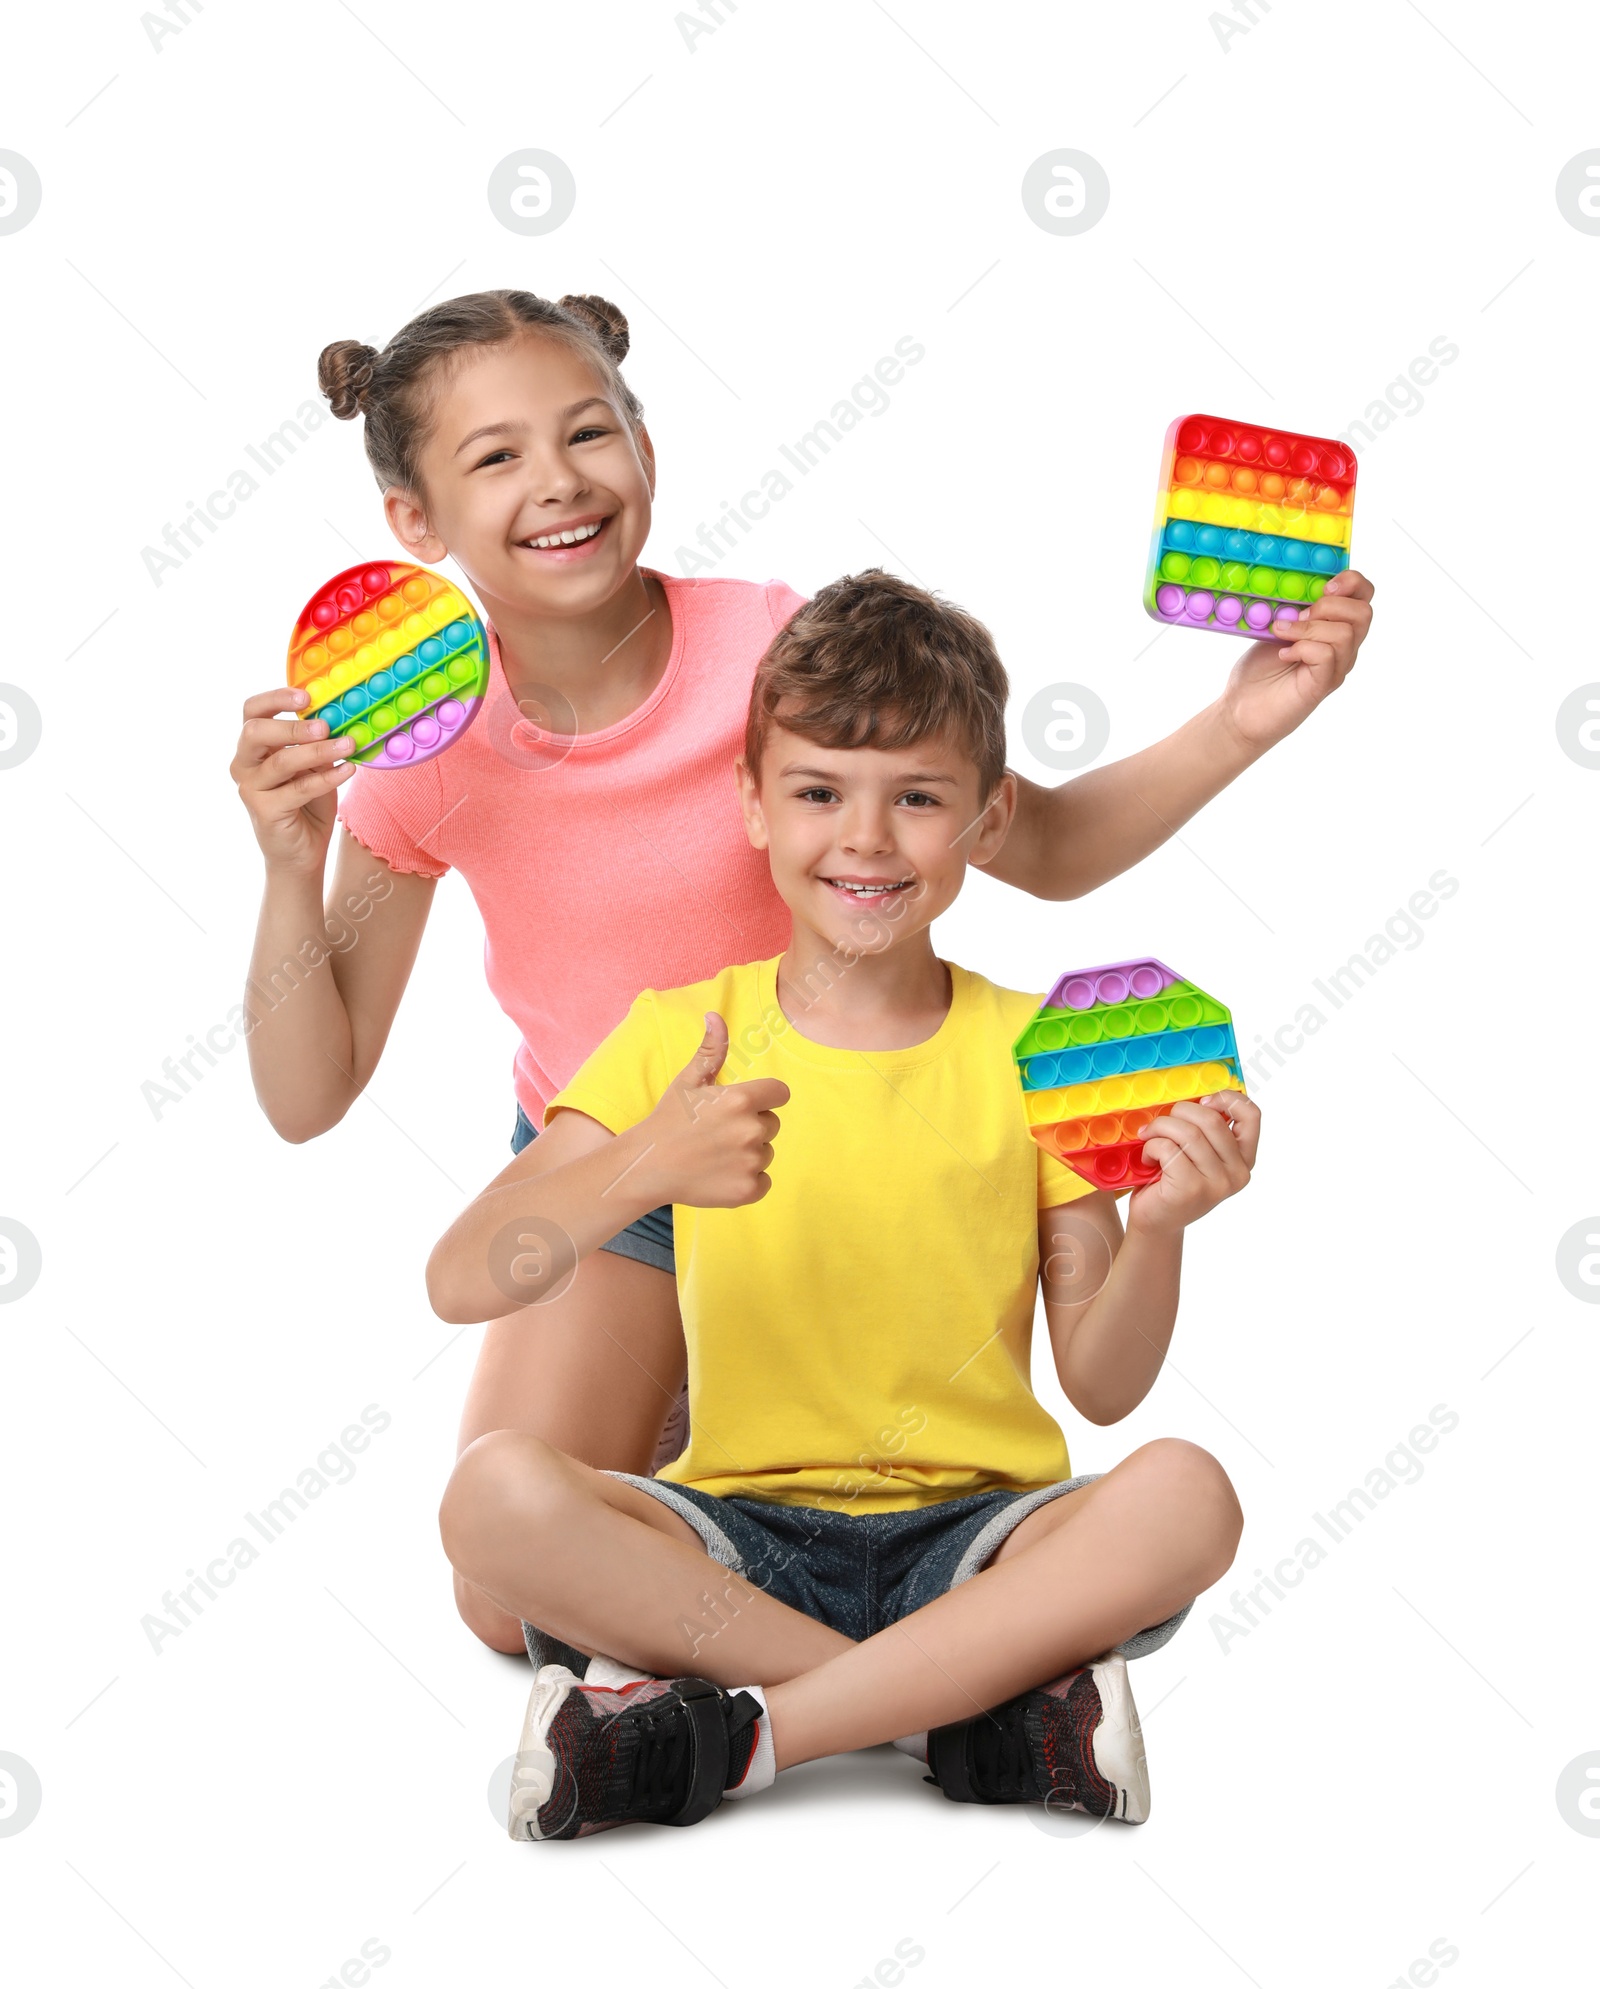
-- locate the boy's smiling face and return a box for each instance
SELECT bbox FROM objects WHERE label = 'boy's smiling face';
[737,719,1016,955]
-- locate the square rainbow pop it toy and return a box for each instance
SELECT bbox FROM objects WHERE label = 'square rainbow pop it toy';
[288,561,490,768]
[1144,415,1357,637]
[1015,958,1245,1193]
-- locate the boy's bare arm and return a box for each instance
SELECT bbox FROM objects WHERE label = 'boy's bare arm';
[982,573,1374,901]
[1037,1194,1180,1425]
[1038,1093,1261,1423]
[427,1108,673,1324]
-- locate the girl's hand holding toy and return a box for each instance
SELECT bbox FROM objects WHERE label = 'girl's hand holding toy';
[230,559,489,878]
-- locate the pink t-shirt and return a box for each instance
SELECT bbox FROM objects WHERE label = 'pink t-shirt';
[338,570,805,1119]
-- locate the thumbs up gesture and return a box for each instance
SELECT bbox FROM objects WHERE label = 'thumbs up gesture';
[636,1014,790,1209]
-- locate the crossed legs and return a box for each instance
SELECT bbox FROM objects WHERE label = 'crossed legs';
[440,1431,1242,1767]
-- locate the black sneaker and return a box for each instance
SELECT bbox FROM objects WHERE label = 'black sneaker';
[925,1653,1150,1823]
[508,1666,763,1841]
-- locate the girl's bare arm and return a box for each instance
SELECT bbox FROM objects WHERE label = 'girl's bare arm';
[233,686,436,1142]
[984,574,1374,901]
[244,831,435,1140]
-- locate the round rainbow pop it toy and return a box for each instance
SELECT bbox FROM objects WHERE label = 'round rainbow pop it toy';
[287,562,489,769]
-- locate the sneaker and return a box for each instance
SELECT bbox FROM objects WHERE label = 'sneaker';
[508,1665,763,1841]
[925,1653,1150,1823]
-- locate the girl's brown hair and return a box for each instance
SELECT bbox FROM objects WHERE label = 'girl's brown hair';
[317,289,642,492]
[745,570,1010,799]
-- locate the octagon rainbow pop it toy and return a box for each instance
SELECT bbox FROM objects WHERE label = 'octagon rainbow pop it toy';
[1144,414,1357,638]
[288,561,489,768]
[1015,958,1245,1192]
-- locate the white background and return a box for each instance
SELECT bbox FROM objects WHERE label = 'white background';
[2,0,1596,1982]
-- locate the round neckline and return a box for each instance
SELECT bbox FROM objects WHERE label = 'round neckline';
[761,954,972,1069]
[485,567,685,752]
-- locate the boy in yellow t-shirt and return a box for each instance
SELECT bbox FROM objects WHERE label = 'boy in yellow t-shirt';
[431,570,1259,1842]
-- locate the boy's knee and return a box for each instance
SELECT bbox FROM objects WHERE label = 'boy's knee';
[1126,1438,1243,1563]
[439,1428,569,1566]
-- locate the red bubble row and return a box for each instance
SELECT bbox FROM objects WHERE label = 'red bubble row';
[310,564,397,629]
[1174,416,1354,490]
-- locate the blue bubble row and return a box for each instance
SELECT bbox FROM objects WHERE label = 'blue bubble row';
[1163,520,1347,575]
[1021,1024,1240,1093]
[315,622,479,728]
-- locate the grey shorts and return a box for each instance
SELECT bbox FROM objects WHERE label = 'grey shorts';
[521,1472,1191,1670]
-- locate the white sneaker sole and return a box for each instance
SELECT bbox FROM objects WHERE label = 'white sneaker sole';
[507,1663,584,1841]
[584,1653,654,1690]
[1087,1654,1151,1824]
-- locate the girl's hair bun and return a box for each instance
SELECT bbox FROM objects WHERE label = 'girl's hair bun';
[558,294,630,363]
[318,340,380,420]
[315,291,643,490]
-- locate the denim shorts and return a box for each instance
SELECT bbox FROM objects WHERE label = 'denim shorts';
[521,1473,1191,1669]
[511,1105,675,1276]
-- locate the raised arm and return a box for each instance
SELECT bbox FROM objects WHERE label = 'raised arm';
[983,573,1374,901]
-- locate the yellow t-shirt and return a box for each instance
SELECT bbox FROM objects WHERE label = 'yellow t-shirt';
[548,956,1095,1511]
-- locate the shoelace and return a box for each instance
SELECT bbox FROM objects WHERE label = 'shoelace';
[609,1689,699,1820]
[966,1702,1048,1803]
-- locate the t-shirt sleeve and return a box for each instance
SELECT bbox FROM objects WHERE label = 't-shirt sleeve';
[1037,1143,1096,1210]
[1008,984,1096,1209]
[545,989,696,1134]
[765,578,810,633]
[337,762,451,881]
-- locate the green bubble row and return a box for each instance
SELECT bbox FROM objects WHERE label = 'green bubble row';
[1159,552,1329,604]
[1014,988,1230,1058]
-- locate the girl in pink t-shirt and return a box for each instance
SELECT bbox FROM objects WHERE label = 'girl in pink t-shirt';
[229,290,1373,1655]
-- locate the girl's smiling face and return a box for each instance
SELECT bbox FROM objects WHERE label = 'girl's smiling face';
[383,333,655,620]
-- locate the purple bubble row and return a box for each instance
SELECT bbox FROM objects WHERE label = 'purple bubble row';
[1042,958,1179,1012]
[1155,584,1304,631]
[374,695,480,767]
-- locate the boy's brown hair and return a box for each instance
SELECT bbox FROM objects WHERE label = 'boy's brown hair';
[744,570,1010,798]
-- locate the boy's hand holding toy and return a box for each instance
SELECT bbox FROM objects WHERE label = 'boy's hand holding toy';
[1125,1090,1260,1239]
[1015,957,1257,1232]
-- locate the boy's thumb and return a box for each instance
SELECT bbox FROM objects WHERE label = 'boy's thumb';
[680,1011,730,1086]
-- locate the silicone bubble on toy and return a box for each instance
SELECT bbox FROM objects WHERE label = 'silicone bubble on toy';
[1143,414,1358,638]
[1014,959,1245,1191]
[288,561,490,768]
